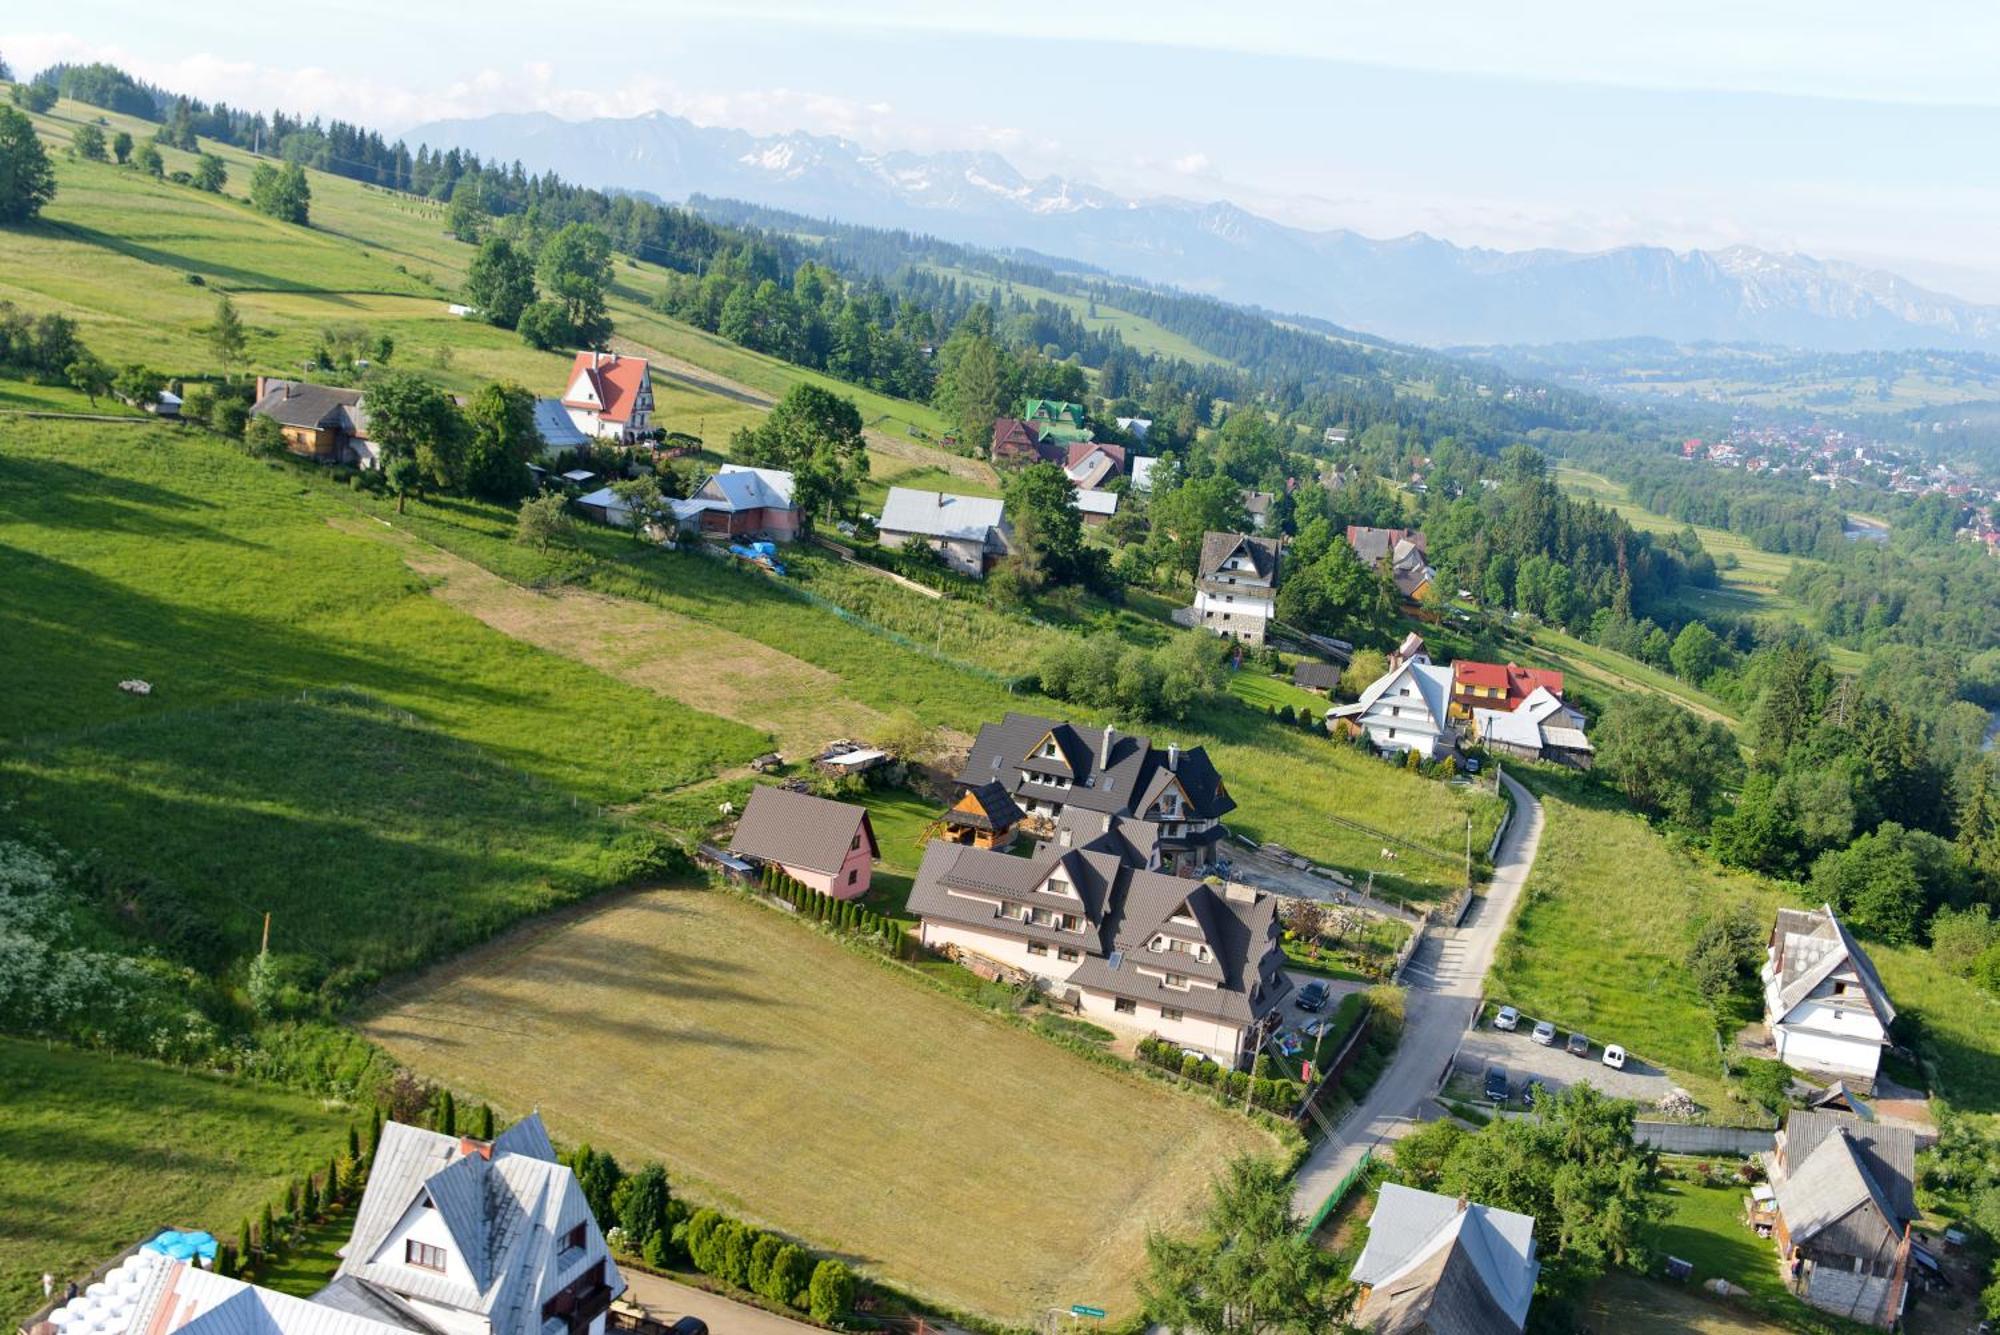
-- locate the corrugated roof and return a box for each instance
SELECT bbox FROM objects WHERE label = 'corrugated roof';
[702,464,795,511]
[879,488,1005,542]
[531,399,590,450]
[130,1263,411,1335]
[1770,905,1896,1025]
[1074,488,1119,516]
[728,785,874,876]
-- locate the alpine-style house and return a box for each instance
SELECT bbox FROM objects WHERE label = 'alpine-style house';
[956,712,1235,874]
[1763,904,1897,1089]
[1190,531,1281,646]
[907,835,1290,1065]
[116,1115,622,1335]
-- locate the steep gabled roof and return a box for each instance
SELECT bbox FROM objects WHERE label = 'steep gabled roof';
[1351,1183,1538,1333]
[1770,904,1896,1026]
[531,398,591,449]
[957,713,1233,823]
[252,381,366,434]
[1778,1112,1916,1232]
[560,353,649,423]
[129,1263,412,1335]
[1355,660,1454,731]
[1197,531,1280,581]
[728,785,875,876]
[334,1116,620,1335]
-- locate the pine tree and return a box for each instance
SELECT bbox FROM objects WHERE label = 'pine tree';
[329,1154,343,1205]
[347,1124,361,1164]
[261,1203,275,1250]
[239,1219,253,1265]
[438,1090,457,1136]
[301,1173,319,1221]
[476,1103,496,1140]
[367,1106,384,1163]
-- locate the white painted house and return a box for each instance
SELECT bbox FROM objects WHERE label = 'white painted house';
[116,1115,622,1335]
[1327,658,1457,759]
[1763,904,1896,1089]
[559,352,654,443]
[1191,531,1281,646]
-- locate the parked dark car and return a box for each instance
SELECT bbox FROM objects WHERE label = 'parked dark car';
[1296,981,1330,1012]
[1566,1031,1591,1058]
[1483,1065,1509,1103]
[668,1319,708,1335]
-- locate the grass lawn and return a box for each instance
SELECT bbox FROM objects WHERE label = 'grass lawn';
[851,786,952,922]
[0,1038,352,1326]
[1226,668,1333,718]
[0,423,764,981]
[1488,773,1783,1115]
[252,1208,352,1299]
[1582,1272,1794,1334]
[359,888,1282,1325]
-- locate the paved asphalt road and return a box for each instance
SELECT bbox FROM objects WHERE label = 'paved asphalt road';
[1288,770,1545,1220]
[622,1271,821,1335]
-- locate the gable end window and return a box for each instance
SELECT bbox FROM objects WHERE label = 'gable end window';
[405,1240,447,1273]
[564,1222,588,1251]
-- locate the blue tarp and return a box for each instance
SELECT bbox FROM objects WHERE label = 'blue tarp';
[144,1230,217,1262]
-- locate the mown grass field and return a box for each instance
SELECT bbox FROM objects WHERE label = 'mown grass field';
[0,1038,351,1325]
[1491,771,2000,1126]
[360,888,1281,1324]
[0,422,764,977]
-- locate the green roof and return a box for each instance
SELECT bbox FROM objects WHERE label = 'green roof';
[1022,398,1086,427]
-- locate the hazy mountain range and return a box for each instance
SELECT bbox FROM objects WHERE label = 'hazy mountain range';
[406,109,2000,354]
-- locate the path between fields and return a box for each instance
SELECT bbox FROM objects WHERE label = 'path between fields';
[330,517,887,755]
[1289,770,1545,1218]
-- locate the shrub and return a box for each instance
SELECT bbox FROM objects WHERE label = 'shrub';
[616,1162,672,1254]
[1179,1053,1202,1080]
[807,1259,856,1324]
[641,1229,670,1269]
[684,1208,723,1274]
[766,1243,812,1308]
[748,1233,782,1296]
[716,1220,754,1287]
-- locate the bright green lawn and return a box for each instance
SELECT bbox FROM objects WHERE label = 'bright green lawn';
[1227,668,1333,717]
[920,262,1229,368]
[0,1038,351,1326]
[0,422,763,977]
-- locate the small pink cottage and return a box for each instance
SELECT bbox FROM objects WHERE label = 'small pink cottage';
[728,785,878,900]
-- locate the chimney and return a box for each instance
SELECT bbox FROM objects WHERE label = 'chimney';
[592,351,602,370]
[1100,726,1115,769]
[1058,828,1072,848]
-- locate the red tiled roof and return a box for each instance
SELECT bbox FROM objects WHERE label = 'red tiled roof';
[1068,440,1127,471]
[561,352,650,423]
[1453,660,1564,704]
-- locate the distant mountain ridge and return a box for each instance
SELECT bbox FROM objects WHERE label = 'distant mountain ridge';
[405,109,2000,353]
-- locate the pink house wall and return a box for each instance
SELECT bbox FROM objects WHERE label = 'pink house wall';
[780,821,874,901]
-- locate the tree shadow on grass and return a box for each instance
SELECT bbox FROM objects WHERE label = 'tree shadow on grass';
[0,454,247,547]
[47,220,314,293]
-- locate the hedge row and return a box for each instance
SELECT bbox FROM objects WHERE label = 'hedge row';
[1135,1037,1303,1113]
[761,863,910,959]
[682,1209,857,1324]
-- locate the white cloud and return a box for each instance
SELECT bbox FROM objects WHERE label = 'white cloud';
[1169,152,1210,175]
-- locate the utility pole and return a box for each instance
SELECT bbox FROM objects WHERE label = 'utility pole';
[260,911,271,956]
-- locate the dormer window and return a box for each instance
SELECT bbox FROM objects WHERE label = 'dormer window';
[564,1222,588,1251]
[406,1240,447,1273]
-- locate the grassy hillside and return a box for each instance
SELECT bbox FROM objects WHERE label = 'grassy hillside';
[0,1038,351,1325]
[5,94,976,489]
[920,261,1230,368]
[1491,770,2000,1126]
[0,421,764,982]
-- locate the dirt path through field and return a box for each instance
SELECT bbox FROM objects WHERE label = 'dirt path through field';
[331,517,886,754]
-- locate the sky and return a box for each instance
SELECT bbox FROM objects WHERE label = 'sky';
[8,1,2000,298]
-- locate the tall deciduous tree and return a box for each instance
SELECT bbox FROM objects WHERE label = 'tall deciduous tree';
[1595,694,1739,826]
[192,153,227,193]
[1003,461,1084,588]
[460,380,540,503]
[71,124,107,161]
[366,371,465,509]
[730,382,868,529]
[1140,1156,1347,1335]
[0,105,57,222]
[111,130,132,164]
[465,235,536,330]
[249,161,310,224]
[536,222,613,348]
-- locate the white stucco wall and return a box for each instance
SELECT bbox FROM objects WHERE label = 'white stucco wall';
[919,920,1083,988]
[1773,1021,1883,1080]
[1075,988,1248,1065]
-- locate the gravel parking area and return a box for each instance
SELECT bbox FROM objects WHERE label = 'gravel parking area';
[1454,1024,1676,1106]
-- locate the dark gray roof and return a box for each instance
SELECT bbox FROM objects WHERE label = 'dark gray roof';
[728,785,875,876]
[1197,531,1280,581]
[957,712,1235,825]
[310,1277,447,1334]
[1778,1111,1916,1236]
[1293,662,1341,690]
[907,840,1284,1025]
[253,380,366,432]
[949,780,1024,833]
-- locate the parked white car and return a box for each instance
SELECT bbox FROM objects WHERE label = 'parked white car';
[1493,1005,1520,1032]
[1531,1020,1556,1046]
[1602,1044,1628,1070]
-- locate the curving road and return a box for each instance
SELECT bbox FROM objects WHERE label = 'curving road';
[1289,770,1545,1219]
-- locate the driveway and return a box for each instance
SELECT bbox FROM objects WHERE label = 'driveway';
[1289,770,1543,1219]
[1454,1026,1674,1106]
[621,1270,821,1335]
